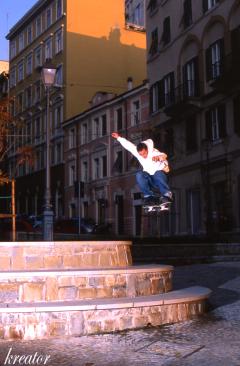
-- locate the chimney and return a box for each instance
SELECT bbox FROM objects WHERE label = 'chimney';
[127,77,133,90]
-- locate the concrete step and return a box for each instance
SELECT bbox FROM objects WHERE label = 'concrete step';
[0,240,132,271]
[0,264,174,303]
[0,286,211,340]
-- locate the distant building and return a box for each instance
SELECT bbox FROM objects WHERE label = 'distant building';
[0,61,9,98]
[5,0,146,218]
[63,80,150,236]
[146,0,240,236]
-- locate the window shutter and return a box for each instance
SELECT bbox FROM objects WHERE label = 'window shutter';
[202,0,208,13]
[162,17,171,45]
[158,79,165,108]
[169,72,175,104]
[150,86,153,113]
[219,38,225,74]
[233,96,240,135]
[218,104,227,138]
[182,63,188,97]
[205,47,212,81]
[193,56,200,96]
[183,0,192,28]
[205,110,212,141]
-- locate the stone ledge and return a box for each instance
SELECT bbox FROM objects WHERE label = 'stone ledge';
[0,241,133,270]
[0,264,174,302]
[0,241,132,247]
[0,286,211,312]
[0,286,211,339]
[0,264,173,277]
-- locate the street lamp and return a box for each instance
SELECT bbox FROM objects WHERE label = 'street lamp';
[41,66,57,241]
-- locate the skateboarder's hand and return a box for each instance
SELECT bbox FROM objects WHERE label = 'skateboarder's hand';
[152,155,164,162]
[112,132,120,139]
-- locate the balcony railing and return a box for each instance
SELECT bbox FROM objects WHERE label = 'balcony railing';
[210,53,240,92]
[163,81,201,117]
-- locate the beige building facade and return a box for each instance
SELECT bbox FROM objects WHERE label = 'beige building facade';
[146,0,240,236]
[6,0,146,219]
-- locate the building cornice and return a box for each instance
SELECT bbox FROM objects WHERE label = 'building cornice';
[6,0,50,40]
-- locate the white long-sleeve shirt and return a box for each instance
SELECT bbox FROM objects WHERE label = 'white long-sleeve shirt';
[117,137,169,175]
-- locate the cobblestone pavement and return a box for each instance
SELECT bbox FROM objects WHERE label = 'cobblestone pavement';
[0,261,240,366]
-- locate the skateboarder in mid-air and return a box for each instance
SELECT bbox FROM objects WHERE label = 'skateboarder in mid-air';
[111,132,173,206]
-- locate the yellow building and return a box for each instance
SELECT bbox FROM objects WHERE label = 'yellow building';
[6,0,146,218]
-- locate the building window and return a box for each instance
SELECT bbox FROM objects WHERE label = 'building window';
[133,3,144,26]
[55,64,63,85]
[205,104,227,142]
[81,123,88,144]
[69,164,76,186]
[25,86,32,108]
[82,161,88,182]
[36,16,42,37]
[9,67,16,88]
[55,28,63,54]
[56,143,62,163]
[34,46,42,68]
[101,114,107,136]
[26,122,32,144]
[10,40,16,59]
[206,39,224,81]
[203,0,219,12]
[27,25,33,45]
[18,61,24,82]
[46,7,52,28]
[116,107,123,130]
[19,32,24,51]
[161,16,171,46]
[35,80,41,103]
[54,105,62,130]
[36,148,44,170]
[69,128,76,149]
[150,82,160,113]
[113,151,123,173]
[93,117,100,139]
[102,155,107,177]
[185,117,198,153]
[183,0,192,29]
[56,0,63,19]
[149,28,158,55]
[160,72,175,107]
[183,57,199,97]
[94,158,100,179]
[44,37,52,61]
[17,93,24,113]
[131,100,140,125]
[26,53,33,75]
[35,116,41,142]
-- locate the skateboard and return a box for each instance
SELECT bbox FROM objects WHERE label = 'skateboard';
[143,201,171,213]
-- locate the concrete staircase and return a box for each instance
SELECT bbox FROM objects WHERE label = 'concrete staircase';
[0,240,211,340]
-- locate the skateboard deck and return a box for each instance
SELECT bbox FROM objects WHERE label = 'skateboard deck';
[143,201,171,213]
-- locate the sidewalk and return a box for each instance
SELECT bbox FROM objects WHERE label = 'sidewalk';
[0,261,240,366]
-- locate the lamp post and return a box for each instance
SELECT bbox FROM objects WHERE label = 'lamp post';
[41,66,57,241]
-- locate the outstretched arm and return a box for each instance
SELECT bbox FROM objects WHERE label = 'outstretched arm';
[111,132,138,157]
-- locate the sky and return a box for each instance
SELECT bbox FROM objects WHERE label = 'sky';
[0,0,37,60]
